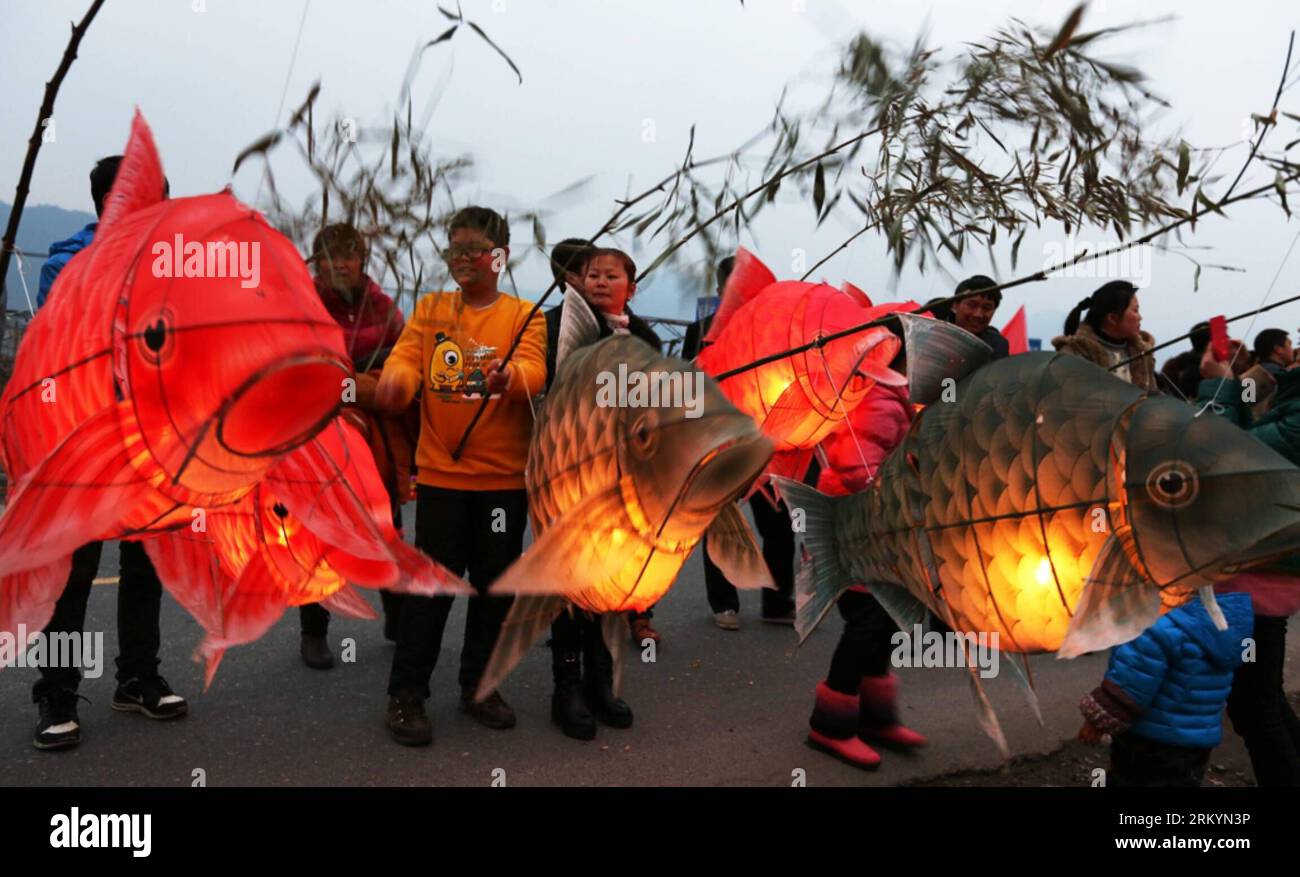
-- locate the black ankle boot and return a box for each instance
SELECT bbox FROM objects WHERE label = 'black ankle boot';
[583,631,633,729]
[551,650,596,740]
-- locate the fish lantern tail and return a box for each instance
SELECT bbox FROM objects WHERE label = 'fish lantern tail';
[770,477,851,642]
[0,558,74,663]
[319,585,380,620]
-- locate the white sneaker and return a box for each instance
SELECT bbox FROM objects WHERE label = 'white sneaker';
[713,609,740,631]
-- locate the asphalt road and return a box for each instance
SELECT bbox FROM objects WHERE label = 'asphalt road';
[1,532,1293,787]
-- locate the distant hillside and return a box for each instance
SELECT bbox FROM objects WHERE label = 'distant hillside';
[0,201,96,311]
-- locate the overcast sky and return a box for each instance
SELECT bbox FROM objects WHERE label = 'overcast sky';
[3,0,1299,350]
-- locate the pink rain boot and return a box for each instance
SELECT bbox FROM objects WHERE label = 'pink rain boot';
[807,681,881,769]
[859,673,927,750]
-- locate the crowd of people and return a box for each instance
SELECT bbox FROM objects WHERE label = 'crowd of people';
[16,150,1299,789]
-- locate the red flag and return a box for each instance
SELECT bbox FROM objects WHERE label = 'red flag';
[1209,315,1230,362]
[1002,305,1028,355]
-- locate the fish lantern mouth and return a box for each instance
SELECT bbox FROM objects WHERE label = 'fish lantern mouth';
[683,431,774,512]
[218,354,351,457]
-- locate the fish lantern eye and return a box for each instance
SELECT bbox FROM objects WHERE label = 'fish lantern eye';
[1146,461,1198,509]
[443,349,460,367]
[629,412,658,458]
[137,310,175,365]
[271,502,289,519]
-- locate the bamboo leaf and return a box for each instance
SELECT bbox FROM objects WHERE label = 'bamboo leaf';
[1044,4,1085,57]
[423,24,459,50]
[466,20,523,84]
[232,131,282,175]
[1176,140,1190,195]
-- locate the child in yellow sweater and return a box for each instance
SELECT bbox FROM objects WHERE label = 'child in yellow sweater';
[375,206,547,745]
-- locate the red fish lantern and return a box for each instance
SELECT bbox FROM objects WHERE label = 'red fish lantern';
[696,248,906,481]
[0,111,416,642]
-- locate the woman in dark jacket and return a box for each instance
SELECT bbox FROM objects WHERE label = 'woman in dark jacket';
[542,244,661,741]
[1052,281,1159,392]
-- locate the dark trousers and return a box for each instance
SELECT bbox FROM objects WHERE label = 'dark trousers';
[300,503,404,636]
[387,485,526,698]
[32,540,163,701]
[826,589,897,693]
[299,591,402,637]
[1227,615,1300,786]
[550,609,594,655]
[549,607,618,682]
[1109,732,1211,787]
[703,493,796,615]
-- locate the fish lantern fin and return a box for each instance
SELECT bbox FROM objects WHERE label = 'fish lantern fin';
[321,547,399,588]
[602,611,632,698]
[770,476,851,643]
[194,642,226,692]
[705,503,775,590]
[319,584,380,620]
[556,285,602,369]
[1057,534,1162,659]
[0,556,74,654]
[897,313,994,405]
[703,247,777,344]
[966,666,1011,759]
[200,548,292,652]
[1198,586,1228,631]
[474,595,568,702]
[0,404,150,578]
[866,580,931,639]
[764,446,816,486]
[97,110,167,237]
[382,538,473,596]
[488,488,637,596]
[840,281,873,308]
[142,529,235,637]
[269,419,409,565]
[995,647,1043,726]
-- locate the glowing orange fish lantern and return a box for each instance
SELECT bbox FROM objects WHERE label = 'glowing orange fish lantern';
[473,293,774,700]
[1,110,363,640]
[696,248,906,481]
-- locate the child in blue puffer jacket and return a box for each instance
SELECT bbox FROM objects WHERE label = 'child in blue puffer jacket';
[1078,591,1254,787]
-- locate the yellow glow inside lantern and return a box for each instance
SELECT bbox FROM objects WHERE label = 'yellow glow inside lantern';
[1035,556,1052,585]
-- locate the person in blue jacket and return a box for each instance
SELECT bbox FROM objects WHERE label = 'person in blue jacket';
[31,155,186,752]
[1077,591,1254,787]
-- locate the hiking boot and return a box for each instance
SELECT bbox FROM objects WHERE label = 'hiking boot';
[460,688,517,730]
[34,689,84,751]
[386,690,432,746]
[583,632,633,729]
[112,675,188,720]
[300,635,335,670]
[551,650,596,741]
